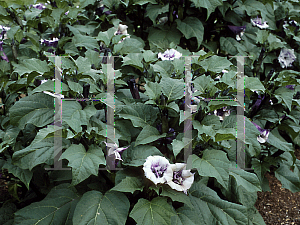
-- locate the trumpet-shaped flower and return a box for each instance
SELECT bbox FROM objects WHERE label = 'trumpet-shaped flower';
[114,24,130,43]
[228,25,246,41]
[103,141,129,161]
[278,48,296,68]
[251,17,269,29]
[164,163,194,194]
[214,106,230,121]
[251,121,270,143]
[143,156,170,185]
[158,49,182,61]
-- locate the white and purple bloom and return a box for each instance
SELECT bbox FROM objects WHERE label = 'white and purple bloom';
[158,49,182,61]
[103,141,129,161]
[158,16,168,24]
[0,25,10,40]
[214,106,231,121]
[278,48,296,68]
[143,155,170,185]
[251,17,269,29]
[30,3,46,10]
[114,24,130,43]
[40,37,59,47]
[251,121,270,143]
[164,163,194,195]
[228,25,246,41]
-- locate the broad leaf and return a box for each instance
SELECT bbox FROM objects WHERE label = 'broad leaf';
[111,176,144,194]
[199,55,232,73]
[189,0,223,19]
[135,125,166,146]
[60,144,106,185]
[160,77,185,102]
[73,190,130,225]
[13,58,50,76]
[72,34,99,50]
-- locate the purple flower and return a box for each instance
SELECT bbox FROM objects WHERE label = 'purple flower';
[285,85,295,90]
[158,49,182,61]
[41,37,59,47]
[0,41,9,62]
[251,17,269,29]
[103,141,129,162]
[251,94,265,112]
[278,48,296,68]
[30,3,46,10]
[251,121,270,143]
[228,25,246,41]
[214,106,230,121]
[143,155,170,185]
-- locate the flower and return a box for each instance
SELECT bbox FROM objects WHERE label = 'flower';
[103,141,129,161]
[251,121,270,143]
[31,3,46,10]
[0,25,10,40]
[278,48,296,68]
[164,163,194,194]
[214,106,231,121]
[251,17,269,29]
[0,41,9,62]
[285,84,295,90]
[143,156,170,185]
[158,16,168,24]
[40,37,59,47]
[158,49,182,61]
[114,24,130,43]
[228,25,246,41]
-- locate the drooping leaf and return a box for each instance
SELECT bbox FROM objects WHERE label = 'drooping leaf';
[135,125,166,146]
[13,58,50,76]
[189,0,223,19]
[111,176,144,194]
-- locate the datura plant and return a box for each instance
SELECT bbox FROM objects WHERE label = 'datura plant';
[0,0,300,224]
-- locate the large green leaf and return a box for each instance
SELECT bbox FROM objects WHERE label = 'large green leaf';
[144,80,162,100]
[148,27,181,51]
[130,197,177,225]
[244,117,261,157]
[176,17,204,48]
[14,184,79,225]
[188,150,230,189]
[9,93,55,130]
[0,203,17,225]
[267,127,294,152]
[111,176,144,194]
[245,77,265,92]
[146,3,169,24]
[118,103,159,127]
[274,86,294,111]
[3,158,33,189]
[189,0,223,19]
[275,161,300,193]
[13,58,50,76]
[62,101,97,133]
[122,144,163,167]
[72,34,99,50]
[172,181,248,225]
[12,138,70,170]
[135,125,166,146]
[122,53,144,71]
[73,190,130,225]
[160,77,184,102]
[199,55,232,73]
[113,37,145,55]
[31,80,69,94]
[60,144,106,185]
[161,185,193,208]
[96,27,117,45]
[171,137,193,158]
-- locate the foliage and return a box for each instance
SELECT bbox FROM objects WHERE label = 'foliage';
[0,0,300,224]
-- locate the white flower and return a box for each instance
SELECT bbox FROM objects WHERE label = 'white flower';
[158,49,182,61]
[143,156,170,185]
[114,24,130,43]
[103,141,129,161]
[257,130,270,143]
[158,16,168,24]
[164,163,194,194]
[251,17,269,29]
[278,48,296,68]
[65,11,69,15]
[222,69,228,73]
[214,106,231,121]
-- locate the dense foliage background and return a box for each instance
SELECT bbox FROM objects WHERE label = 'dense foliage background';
[0,0,300,224]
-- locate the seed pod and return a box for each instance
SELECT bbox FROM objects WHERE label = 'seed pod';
[83,83,90,98]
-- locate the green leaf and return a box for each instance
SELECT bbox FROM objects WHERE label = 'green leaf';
[14,58,50,76]
[0,203,17,225]
[135,125,166,146]
[244,117,261,157]
[62,101,97,133]
[245,77,265,92]
[267,33,286,51]
[151,60,174,77]
[215,128,236,141]
[275,162,300,193]
[267,128,294,152]
[72,34,99,50]
[14,184,79,225]
[188,150,230,189]
[111,176,144,194]
[161,185,193,208]
[31,80,69,94]
[189,0,223,19]
[274,86,294,111]
[160,77,185,102]
[176,17,204,48]
[145,3,169,24]
[122,53,144,71]
[113,37,145,55]
[96,27,117,46]
[130,197,177,225]
[171,138,192,158]
[60,144,106,185]
[173,181,248,225]
[255,30,269,44]
[193,75,217,96]
[3,158,33,189]
[12,138,70,170]
[148,27,181,51]
[73,190,130,225]
[122,144,163,167]
[144,80,161,100]
[118,103,159,127]
[9,93,55,130]
[199,55,232,73]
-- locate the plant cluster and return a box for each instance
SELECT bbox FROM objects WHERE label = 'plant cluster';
[0,0,300,224]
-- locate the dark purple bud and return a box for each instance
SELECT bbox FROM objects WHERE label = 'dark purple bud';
[285,85,295,90]
[228,25,246,35]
